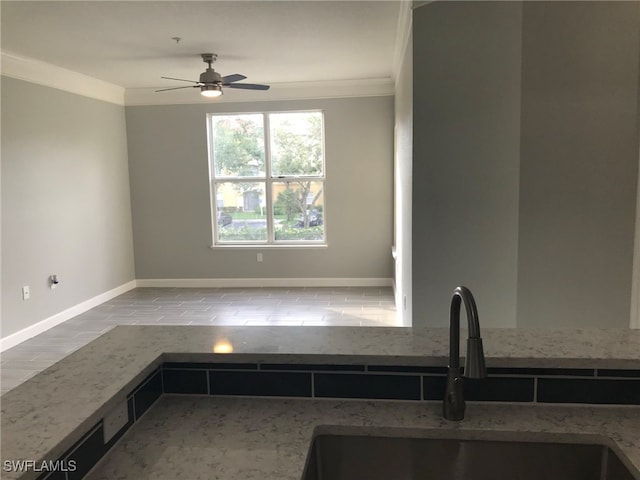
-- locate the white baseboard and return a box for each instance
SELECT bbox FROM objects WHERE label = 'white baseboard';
[135,278,393,288]
[0,280,137,352]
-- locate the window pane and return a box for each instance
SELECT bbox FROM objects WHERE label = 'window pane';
[272,181,324,242]
[215,182,267,242]
[211,114,265,178]
[270,112,324,177]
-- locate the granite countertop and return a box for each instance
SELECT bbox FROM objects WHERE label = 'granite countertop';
[1,325,639,480]
[85,396,640,480]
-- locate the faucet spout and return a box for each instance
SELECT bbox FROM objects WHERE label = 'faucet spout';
[443,286,487,421]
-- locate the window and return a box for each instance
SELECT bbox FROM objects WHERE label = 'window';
[208,111,325,245]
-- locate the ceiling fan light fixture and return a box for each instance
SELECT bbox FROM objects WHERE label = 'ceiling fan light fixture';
[201,84,223,98]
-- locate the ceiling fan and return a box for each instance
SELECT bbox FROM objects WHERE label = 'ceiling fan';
[156,53,270,98]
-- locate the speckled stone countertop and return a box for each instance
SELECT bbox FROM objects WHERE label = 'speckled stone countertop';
[2,326,639,480]
[85,396,640,480]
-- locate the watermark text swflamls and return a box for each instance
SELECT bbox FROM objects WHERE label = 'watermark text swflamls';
[3,459,77,473]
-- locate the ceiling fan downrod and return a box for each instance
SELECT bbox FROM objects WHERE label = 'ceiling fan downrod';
[201,53,217,70]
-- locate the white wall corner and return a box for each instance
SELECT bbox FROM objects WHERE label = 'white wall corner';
[631,145,640,329]
[0,280,137,352]
[392,0,413,87]
[135,278,393,288]
[1,50,125,105]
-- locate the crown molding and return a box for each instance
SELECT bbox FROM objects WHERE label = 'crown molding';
[1,51,125,105]
[0,51,393,107]
[124,77,394,106]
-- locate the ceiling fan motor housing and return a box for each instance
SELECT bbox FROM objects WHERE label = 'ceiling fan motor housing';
[200,68,222,84]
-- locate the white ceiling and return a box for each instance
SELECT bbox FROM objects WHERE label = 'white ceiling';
[1,1,402,98]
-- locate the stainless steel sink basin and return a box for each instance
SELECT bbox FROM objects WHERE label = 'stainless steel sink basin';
[302,432,637,480]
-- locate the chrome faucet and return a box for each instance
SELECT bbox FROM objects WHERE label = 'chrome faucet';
[443,286,487,421]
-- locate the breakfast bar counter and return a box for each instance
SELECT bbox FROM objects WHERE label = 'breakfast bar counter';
[1,326,639,479]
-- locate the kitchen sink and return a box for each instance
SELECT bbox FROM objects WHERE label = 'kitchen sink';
[302,432,637,480]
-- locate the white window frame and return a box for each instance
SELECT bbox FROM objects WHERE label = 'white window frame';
[207,110,327,247]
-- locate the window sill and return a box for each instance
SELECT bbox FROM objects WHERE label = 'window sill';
[209,244,328,250]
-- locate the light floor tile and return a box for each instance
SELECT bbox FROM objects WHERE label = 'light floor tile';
[0,286,396,395]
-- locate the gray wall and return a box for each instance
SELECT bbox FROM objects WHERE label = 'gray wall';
[1,77,135,337]
[126,96,394,280]
[412,2,523,327]
[412,1,639,328]
[517,1,640,328]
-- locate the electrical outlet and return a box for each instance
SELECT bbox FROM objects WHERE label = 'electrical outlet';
[257,253,263,263]
[22,286,30,300]
[103,398,129,443]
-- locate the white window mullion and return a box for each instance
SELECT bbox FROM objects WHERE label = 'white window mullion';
[213,177,266,184]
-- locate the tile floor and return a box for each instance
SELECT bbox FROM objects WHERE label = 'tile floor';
[0,287,397,395]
